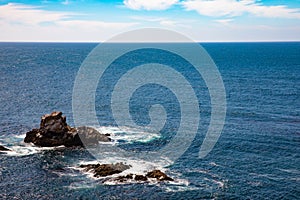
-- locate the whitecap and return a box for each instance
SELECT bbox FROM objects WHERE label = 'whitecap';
[4,143,61,157]
[278,168,300,174]
[95,126,161,144]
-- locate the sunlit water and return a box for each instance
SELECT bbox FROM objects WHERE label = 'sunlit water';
[0,42,299,199]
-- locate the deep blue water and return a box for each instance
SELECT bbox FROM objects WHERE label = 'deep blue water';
[0,42,299,199]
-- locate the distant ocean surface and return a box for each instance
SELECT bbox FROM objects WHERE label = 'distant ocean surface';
[0,42,299,199]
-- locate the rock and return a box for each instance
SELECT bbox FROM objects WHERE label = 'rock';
[134,175,148,181]
[111,170,173,183]
[24,111,111,147]
[0,145,10,151]
[113,174,133,182]
[80,162,131,177]
[146,170,174,181]
[79,162,174,183]
[40,111,72,134]
[77,126,111,146]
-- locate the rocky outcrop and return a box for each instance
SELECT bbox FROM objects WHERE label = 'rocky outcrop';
[80,162,131,177]
[24,111,111,147]
[77,126,111,145]
[146,170,174,181]
[22,111,175,184]
[114,174,134,182]
[0,145,10,151]
[80,163,173,183]
[135,175,148,181]
[113,169,173,183]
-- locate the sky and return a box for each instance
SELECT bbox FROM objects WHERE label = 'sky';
[0,0,300,42]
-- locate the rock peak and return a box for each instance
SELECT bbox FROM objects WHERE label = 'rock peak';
[24,111,111,147]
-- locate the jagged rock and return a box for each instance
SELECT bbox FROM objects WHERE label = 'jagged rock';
[80,162,174,183]
[0,145,10,151]
[24,111,111,147]
[80,162,131,177]
[112,170,173,183]
[114,174,134,182]
[134,175,148,181]
[146,170,174,181]
[40,111,72,134]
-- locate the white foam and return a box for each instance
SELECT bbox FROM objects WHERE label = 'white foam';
[14,134,26,139]
[66,179,98,190]
[1,125,161,156]
[0,134,23,144]
[96,126,161,144]
[78,158,162,176]
[164,184,197,193]
[211,179,225,188]
[209,162,220,167]
[278,168,299,174]
[203,177,226,189]
[0,133,64,156]
[4,143,60,156]
[185,169,210,174]
[75,157,177,186]
[67,159,196,192]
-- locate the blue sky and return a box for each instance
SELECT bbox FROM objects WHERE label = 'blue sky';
[0,0,300,42]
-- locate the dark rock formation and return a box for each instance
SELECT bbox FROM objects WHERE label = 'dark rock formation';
[114,174,134,182]
[146,170,174,181]
[40,111,71,134]
[112,170,173,183]
[0,145,10,151]
[24,111,111,147]
[80,162,131,177]
[80,162,174,183]
[134,175,148,181]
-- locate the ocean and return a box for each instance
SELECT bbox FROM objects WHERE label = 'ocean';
[0,42,299,199]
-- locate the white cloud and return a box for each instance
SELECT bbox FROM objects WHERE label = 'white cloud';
[159,20,177,26]
[0,3,72,25]
[130,16,167,22]
[124,0,178,10]
[214,18,234,25]
[182,0,300,19]
[130,15,192,28]
[0,3,137,41]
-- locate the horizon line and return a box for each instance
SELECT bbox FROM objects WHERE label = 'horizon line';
[0,40,299,43]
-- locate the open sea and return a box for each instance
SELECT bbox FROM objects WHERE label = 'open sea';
[0,42,299,199]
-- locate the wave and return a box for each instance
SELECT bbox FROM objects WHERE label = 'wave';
[0,133,62,156]
[76,158,164,178]
[1,126,224,191]
[1,125,161,157]
[95,126,161,144]
[4,143,62,157]
[67,158,194,192]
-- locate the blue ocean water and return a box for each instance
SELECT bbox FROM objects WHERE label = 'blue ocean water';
[0,42,299,199]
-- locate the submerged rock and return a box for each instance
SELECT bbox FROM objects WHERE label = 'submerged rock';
[134,175,148,181]
[80,162,131,177]
[114,174,134,182]
[0,145,10,151]
[80,162,174,183]
[113,170,173,183]
[24,111,111,147]
[146,170,174,181]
